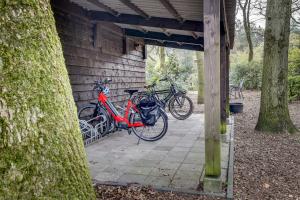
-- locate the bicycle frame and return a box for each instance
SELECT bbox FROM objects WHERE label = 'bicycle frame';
[150,84,185,107]
[97,92,144,128]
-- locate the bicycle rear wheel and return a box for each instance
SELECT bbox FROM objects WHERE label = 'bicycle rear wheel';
[129,109,168,142]
[78,104,111,137]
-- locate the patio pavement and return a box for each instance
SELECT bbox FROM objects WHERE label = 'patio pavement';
[85,114,229,191]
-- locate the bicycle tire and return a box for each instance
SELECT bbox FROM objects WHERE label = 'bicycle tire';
[168,95,193,120]
[129,108,168,142]
[78,104,111,136]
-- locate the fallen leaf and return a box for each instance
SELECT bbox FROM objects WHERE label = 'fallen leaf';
[263,183,270,189]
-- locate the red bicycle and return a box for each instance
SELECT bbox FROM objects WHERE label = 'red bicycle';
[78,79,168,142]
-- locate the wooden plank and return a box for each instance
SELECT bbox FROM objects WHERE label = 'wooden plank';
[86,0,119,16]
[62,44,145,64]
[204,0,221,177]
[220,33,227,131]
[144,39,203,51]
[52,0,146,106]
[71,82,145,92]
[158,0,184,22]
[226,48,230,118]
[67,65,145,77]
[119,0,150,19]
[125,29,203,45]
[88,11,203,32]
[69,75,145,85]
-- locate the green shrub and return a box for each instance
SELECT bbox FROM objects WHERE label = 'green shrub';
[288,75,300,101]
[230,61,262,89]
[288,47,300,76]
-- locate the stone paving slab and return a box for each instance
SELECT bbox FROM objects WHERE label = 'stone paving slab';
[86,114,229,191]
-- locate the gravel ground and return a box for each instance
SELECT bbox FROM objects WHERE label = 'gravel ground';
[233,91,300,200]
[94,90,300,200]
[95,185,222,200]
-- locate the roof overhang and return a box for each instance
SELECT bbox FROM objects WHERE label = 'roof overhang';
[52,0,236,51]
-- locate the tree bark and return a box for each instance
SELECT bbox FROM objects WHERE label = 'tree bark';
[0,1,95,198]
[159,47,166,72]
[195,51,204,104]
[238,0,254,62]
[255,0,298,133]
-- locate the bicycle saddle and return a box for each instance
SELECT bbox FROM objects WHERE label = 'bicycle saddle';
[124,89,139,95]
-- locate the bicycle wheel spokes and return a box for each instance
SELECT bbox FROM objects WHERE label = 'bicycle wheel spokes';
[169,95,193,120]
[78,106,95,121]
[130,110,168,141]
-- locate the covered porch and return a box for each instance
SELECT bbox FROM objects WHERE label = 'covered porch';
[51,0,236,194]
[86,113,232,195]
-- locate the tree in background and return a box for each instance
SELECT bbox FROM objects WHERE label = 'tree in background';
[0,1,95,198]
[195,52,204,104]
[146,46,195,90]
[238,0,254,62]
[255,0,298,133]
[159,47,166,72]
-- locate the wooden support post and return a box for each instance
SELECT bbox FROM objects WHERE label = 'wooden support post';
[226,48,230,118]
[122,36,128,55]
[220,34,227,134]
[142,45,147,60]
[203,0,222,193]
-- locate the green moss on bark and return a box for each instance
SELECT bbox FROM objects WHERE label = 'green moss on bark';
[195,51,204,104]
[205,138,221,177]
[0,1,95,199]
[256,0,298,134]
[220,122,227,134]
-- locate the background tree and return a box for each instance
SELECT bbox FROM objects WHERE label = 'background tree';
[238,0,254,62]
[255,0,298,133]
[0,1,95,198]
[195,52,204,104]
[159,47,166,72]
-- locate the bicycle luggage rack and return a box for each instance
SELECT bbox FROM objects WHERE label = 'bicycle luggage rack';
[79,118,106,146]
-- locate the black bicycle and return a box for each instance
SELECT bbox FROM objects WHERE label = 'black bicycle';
[134,77,194,120]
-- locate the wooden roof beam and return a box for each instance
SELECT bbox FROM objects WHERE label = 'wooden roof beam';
[190,31,199,39]
[87,0,119,16]
[132,25,148,33]
[159,0,184,23]
[119,0,150,19]
[144,39,203,51]
[124,28,203,45]
[161,28,172,36]
[88,11,203,32]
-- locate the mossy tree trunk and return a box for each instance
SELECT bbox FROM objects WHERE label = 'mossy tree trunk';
[0,1,95,199]
[255,0,298,133]
[195,51,204,104]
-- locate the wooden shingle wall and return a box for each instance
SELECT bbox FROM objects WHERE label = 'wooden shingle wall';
[53,7,146,109]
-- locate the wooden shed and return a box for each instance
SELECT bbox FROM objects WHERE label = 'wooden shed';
[50,0,237,192]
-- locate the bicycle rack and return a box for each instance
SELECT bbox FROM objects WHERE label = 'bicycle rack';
[79,116,107,146]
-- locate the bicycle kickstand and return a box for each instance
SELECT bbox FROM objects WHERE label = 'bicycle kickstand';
[137,132,144,145]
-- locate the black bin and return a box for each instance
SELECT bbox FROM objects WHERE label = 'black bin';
[229,102,243,113]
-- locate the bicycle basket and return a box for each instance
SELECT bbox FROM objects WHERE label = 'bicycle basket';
[137,98,160,126]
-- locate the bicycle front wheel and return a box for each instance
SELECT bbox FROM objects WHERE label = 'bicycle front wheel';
[168,95,193,120]
[129,109,168,142]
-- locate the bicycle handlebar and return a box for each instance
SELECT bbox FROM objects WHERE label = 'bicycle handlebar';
[93,78,112,91]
